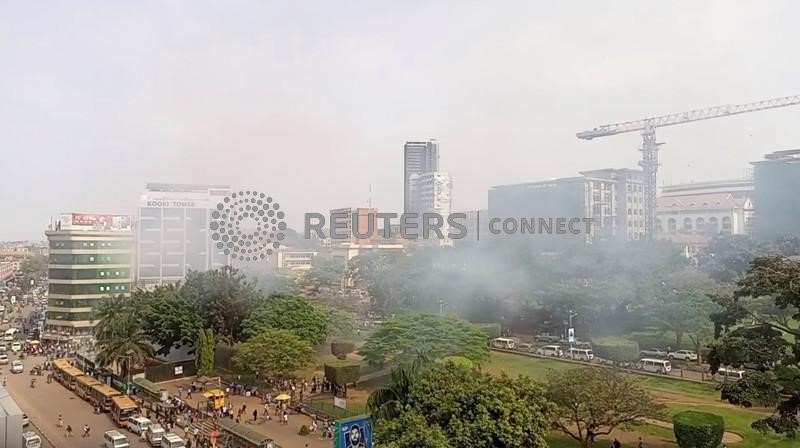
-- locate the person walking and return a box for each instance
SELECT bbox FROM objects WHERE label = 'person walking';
[65,425,72,438]
[612,438,622,448]
[57,414,63,428]
[253,409,258,422]
[82,424,91,438]
[637,437,644,448]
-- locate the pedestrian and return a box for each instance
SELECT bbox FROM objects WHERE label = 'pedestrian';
[253,409,258,422]
[65,425,72,437]
[187,438,193,448]
[82,424,90,438]
[57,414,63,427]
[282,412,288,425]
[193,427,200,439]
[637,437,644,448]
[612,438,621,448]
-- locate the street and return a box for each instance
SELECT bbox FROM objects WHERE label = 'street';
[2,354,150,448]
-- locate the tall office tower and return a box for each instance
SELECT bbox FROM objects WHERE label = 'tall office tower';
[404,139,439,212]
[44,213,133,342]
[137,183,232,287]
[408,171,453,243]
[751,149,800,241]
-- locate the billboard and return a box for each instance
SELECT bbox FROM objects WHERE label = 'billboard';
[334,415,373,448]
[60,213,132,231]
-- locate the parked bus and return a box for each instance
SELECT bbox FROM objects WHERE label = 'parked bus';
[133,377,168,402]
[75,375,103,400]
[90,384,122,412]
[714,367,745,382]
[61,366,85,390]
[110,395,139,427]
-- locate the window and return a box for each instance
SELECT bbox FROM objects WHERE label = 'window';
[668,218,677,233]
[696,217,705,232]
[722,216,732,233]
[708,217,719,233]
[683,218,692,232]
[89,256,95,262]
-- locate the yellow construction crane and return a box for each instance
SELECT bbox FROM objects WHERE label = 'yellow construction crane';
[577,94,800,240]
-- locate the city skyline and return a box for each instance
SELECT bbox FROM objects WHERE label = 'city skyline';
[3,2,800,240]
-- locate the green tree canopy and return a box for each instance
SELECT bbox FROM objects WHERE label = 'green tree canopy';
[232,328,315,380]
[547,367,665,448]
[135,285,202,355]
[388,362,553,448]
[241,293,337,345]
[709,255,800,436]
[358,313,489,367]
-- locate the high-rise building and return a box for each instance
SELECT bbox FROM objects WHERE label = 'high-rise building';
[488,168,644,242]
[329,207,380,246]
[137,183,232,287]
[44,213,133,342]
[404,140,439,212]
[752,149,800,241]
[408,172,453,240]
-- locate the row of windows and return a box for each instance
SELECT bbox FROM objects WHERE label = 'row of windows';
[49,269,130,280]
[50,240,130,249]
[49,254,131,265]
[49,283,129,295]
[46,311,96,321]
[657,216,732,233]
[48,298,105,309]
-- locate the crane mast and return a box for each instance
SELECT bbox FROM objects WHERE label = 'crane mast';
[577,94,800,240]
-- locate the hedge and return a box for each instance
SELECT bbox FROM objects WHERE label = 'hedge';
[476,323,501,339]
[331,342,356,360]
[591,337,640,362]
[324,361,361,386]
[673,411,724,448]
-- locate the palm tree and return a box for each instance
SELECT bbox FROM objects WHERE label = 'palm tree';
[93,294,136,342]
[366,353,430,420]
[95,313,153,379]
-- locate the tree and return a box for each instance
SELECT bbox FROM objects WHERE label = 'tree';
[708,255,800,436]
[17,254,47,291]
[94,301,154,380]
[367,354,431,420]
[301,257,345,293]
[196,328,215,377]
[697,235,772,283]
[375,411,453,448]
[547,367,665,448]
[358,313,489,367]
[404,362,553,448]
[182,266,260,343]
[241,293,334,345]
[232,329,314,380]
[673,411,725,448]
[135,285,202,355]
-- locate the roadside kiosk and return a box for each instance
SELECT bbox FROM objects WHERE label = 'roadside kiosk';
[203,389,226,411]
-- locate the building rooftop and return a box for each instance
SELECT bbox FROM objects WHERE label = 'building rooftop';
[661,178,753,197]
[753,149,800,164]
[657,192,748,210]
[145,183,231,193]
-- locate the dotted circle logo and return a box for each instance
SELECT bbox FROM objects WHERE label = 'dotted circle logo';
[210,190,287,261]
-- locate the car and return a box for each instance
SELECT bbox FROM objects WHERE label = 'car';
[10,360,23,373]
[517,342,533,351]
[0,354,8,364]
[10,342,22,352]
[640,348,668,358]
[668,350,698,361]
[0,344,6,352]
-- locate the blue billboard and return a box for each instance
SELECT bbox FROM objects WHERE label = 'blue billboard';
[334,415,373,448]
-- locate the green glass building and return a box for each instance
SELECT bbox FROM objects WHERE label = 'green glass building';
[44,215,132,342]
[752,150,800,242]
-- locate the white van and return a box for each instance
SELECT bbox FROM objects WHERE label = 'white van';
[536,345,564,357]
[146,424,165,446]
[491,338,516,349]
[715,367,745,382]
[22,431,41,448]
[640,358,672,374]
[567,348,594,361]
[104,430,130,448]
[3,328,17,341]
[161,433,186,448]
[127,416,152,435]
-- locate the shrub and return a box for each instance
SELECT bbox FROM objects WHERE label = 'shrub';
[324,361,360,386]
[673,411,724,448]
[476,323,501,339]
[299,425,310,436]
[331,342,356,360]
[592,337,640,362]
[440,355,474,369]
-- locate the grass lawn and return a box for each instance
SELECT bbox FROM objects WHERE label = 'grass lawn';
[489,351,798,448]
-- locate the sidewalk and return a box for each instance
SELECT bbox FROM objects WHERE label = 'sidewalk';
[160,378,332,448]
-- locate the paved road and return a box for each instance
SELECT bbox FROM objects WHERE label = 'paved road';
[3,354,150,448]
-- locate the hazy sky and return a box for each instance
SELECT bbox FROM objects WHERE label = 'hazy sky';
[2,1,799,240]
